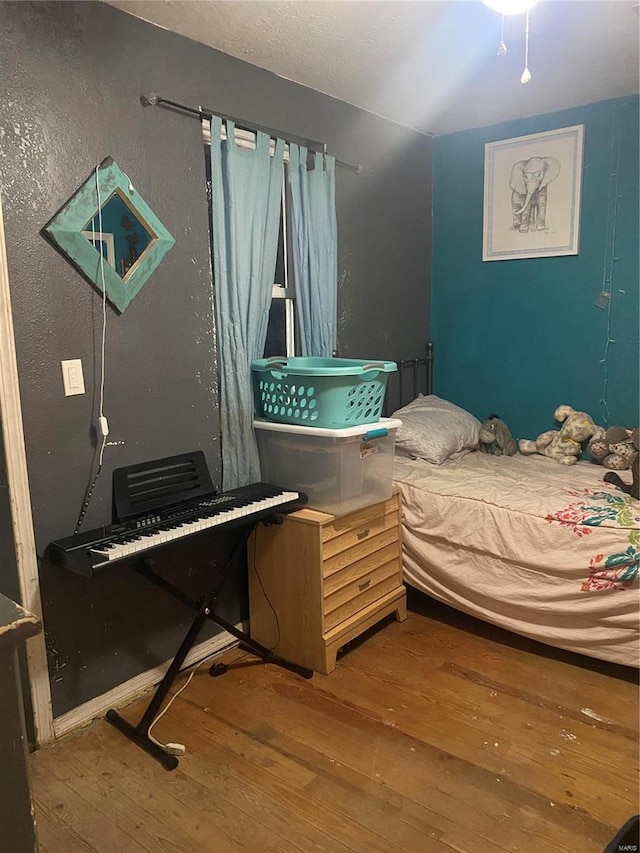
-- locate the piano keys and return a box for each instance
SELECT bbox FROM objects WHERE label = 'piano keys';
[47,452,307,578]
[46,451,313,770]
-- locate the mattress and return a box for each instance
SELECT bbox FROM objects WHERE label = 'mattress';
[393,451,640,668]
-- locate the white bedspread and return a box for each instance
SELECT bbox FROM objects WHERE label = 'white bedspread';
[393,452,640,667]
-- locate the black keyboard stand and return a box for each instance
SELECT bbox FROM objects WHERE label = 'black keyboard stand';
[105,523,313,771]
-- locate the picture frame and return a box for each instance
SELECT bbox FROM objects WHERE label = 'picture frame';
[483,125,584,262]
[43,158,175,313]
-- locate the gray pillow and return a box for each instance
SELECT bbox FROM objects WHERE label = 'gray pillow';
[391,394,481,464]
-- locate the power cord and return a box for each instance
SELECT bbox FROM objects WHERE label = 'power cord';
[146,645,256,756]
[96,165,109,467]
[147,656,209,756]
[252,522,281,651]
[74,164,110,534]
[148,526,283,757]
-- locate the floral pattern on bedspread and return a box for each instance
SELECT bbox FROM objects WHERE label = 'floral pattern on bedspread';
[545,488,640,592]
[582,548,640,592]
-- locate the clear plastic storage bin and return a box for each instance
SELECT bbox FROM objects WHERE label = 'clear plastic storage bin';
[254,417,402,516]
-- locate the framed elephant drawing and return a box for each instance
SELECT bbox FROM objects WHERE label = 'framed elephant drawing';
[483,125,584,261]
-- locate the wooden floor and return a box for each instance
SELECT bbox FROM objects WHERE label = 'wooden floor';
[31,592,639,853]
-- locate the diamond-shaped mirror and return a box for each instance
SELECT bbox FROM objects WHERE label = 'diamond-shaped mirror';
[43,158,175,313]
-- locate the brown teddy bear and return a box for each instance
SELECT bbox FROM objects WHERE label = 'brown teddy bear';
[588,426,639,470]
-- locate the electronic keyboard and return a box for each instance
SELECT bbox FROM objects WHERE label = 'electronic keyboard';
[47,452,306,578]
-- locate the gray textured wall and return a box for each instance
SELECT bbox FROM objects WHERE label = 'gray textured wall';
[0,0,432,716]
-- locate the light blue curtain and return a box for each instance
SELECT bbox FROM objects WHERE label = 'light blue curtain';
[288,145,338,357]
[209,117,285,489]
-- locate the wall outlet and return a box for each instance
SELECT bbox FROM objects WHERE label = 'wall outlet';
[61,359,85,396]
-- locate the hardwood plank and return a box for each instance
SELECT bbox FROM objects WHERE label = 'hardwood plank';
[182,667,558,852]
[184,698,494,853]
[347,626,638,780]
[33,805,96,853]
[400,593,638,710]
[133,712,349,853]
[29,602,637,853]
[64,722,266,853]
[124,691,407,853]
[204,668,615,850]
[166,697,450,853]
[328,630,637,825]
[359,605,638,747]
[68,711,341,853]
[34,746,194,853]
[30,754,149,853]
[438,660,638,739]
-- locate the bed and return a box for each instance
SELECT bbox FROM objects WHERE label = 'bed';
[387,348,640,668]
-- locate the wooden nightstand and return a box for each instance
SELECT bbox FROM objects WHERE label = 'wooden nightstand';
[248,488,406,674]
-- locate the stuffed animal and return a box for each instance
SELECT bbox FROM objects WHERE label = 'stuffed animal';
[604,429,639,499]
[518,405,605,465]
[479,414,517,456]
[588,426,639,470]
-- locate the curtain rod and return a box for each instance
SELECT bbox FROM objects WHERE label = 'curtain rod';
[141,93,362,174]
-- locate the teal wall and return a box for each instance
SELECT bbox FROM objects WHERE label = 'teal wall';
[431,97,639,441]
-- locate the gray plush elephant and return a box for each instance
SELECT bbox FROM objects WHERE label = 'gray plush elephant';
[510,156,561,233]
[479,415,517,457]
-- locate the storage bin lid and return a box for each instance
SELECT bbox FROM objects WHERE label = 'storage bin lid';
[253,417,402,439]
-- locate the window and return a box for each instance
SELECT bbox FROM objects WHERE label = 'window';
[204,120,297,358]
[264,172,297,357]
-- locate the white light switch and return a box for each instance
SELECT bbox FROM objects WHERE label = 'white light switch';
[61,359,85,396]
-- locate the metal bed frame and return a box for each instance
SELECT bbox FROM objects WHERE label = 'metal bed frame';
[384,342,433,415]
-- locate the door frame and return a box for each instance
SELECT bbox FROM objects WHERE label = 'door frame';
[0,185,54,744]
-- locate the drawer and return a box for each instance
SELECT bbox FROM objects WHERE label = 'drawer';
[322,503,399,561]
[323,525,399,579]
[323,562,401,632]
[323,541,400,597]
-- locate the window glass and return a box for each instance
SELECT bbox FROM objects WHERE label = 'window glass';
[274,214,285,287]
[265,172,295,356]
[264,301,287,358]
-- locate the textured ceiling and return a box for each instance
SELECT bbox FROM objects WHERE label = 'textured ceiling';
[106,0,640,135]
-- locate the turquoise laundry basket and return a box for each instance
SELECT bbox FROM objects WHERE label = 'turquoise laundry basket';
[251,356,397,428]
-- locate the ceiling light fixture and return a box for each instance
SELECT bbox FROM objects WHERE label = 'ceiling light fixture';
[483,0,538,84]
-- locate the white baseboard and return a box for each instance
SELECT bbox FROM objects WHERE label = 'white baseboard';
[52,628,240,739]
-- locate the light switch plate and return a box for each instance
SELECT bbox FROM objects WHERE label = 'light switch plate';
[61,359,85,396]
